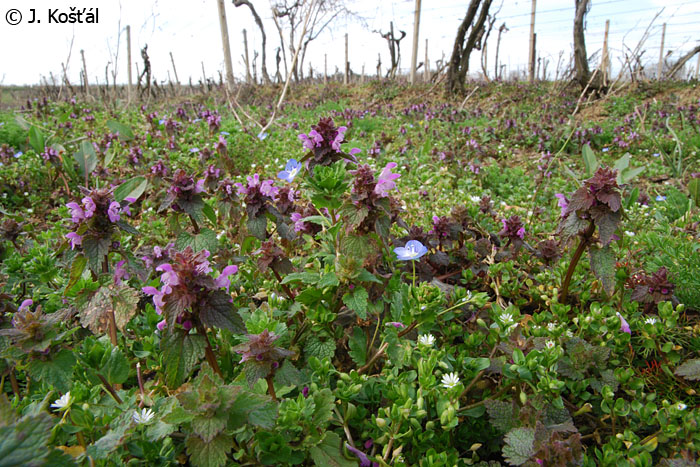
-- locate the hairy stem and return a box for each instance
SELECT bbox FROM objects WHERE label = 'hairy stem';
[197,323,222,377]
[188,214,200,234]
[266,374,277,401]
[97,374,123,404]
[559,221,595,304]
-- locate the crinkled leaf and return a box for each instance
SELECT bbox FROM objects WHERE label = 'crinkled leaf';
[274,360,305,387]
[0,410,53,466]
[342,286,369,319]
[244,361,272,388]
[192,415,226,444]
[557,214,589,242]
[65,254,87,294]
[161,332,206,387]
[591,208,621,245]
[185,433,230,467]
[86,424,128,459]
[200,290,244,333]
[175,228,218,253]
[485,399,516,432]
[589,245,616,296]
[247,215,267,240]
[312,389,335,426]
[309,432,357,467]
[502,427,535,466]
[229,390,277,430]
[304,335,336,362]
[82,236,110,274]
[113,286,139,333]
[674,358,700,381]
[26,348,75,393]
[348,327,367,366]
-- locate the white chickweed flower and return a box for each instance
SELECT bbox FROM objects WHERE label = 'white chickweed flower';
[565,330,574,338]
[676,402,687,411]
[500,313,514,324]
[441,372,460,390]
[644,317,657,325]
[51,392,72,410]
[418,334,436,346]
[545,340,556,349]
[133,407,155,425]
[547,322,557,331]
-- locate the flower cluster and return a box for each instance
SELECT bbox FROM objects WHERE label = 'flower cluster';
[64,188,134,251]
[235,174,279,219]
[499,215,526,251]
[160,169,206,214]
[142,246,238,331]
[298,117,360,171]
[630,266,675,309]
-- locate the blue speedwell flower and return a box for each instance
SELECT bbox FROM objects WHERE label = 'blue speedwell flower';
[278,159,302,183]
[394,240,428,261]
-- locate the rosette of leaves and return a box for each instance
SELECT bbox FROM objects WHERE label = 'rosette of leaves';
[159,169,207,228]
[344,164,395,237]
[298,117,359,172]
[557,166,623,301]
[153,247,244,384]
[66,187,138,276]
[630,266,676,311]
[233,329,295,388]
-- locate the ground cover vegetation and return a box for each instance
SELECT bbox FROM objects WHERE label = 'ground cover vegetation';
[0,80,699,466]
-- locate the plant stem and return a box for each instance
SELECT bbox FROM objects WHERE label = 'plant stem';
[559,221,595,304]
[265,374,277,401]
[196,323,222,377]
[97,374,123,404]
[272,268,296,300]
[358,342,389,375]
[188,214,200,234]
[412,260,416,289]
[9,369,20,397]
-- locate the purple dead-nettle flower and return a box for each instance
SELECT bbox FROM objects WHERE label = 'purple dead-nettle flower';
[65,232,82,250]
[616,312,631,334]
[386,322,405,329]
[499,215,526,242]
[143,247,239,331]
[41,147,60,164]
[394,240,428,261]
[214,134,228,155]
[18,299,33,312]
[331,126,347,151]
[107,201,121,223]
[374,162,401,197]
[299,129,324,150]
[150,159,169,178]
[66,202,85,223]
[128,146,142,165]
[161,169,207,214]
[299,117,358,170]
[275,185,297,215]
[114,260,130,285]
[345,443,377,467]
[554,193,569,218]
[630,266,675,310]
[278,159,303,183]
[233,329,294,365]
[82,197,96,218]
[235,174,279,219]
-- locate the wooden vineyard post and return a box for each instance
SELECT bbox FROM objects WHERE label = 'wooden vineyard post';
[424,38,429,82]
[409,0,421,85]
[324,53,327,85]
[528,0,536,83]
[601,19,610,84]
[81,49,89,96]
[216,0,235,92]
[243,29,252,83]
[658,22,666,79]
[126,25,133,102]
[344,33,349,85]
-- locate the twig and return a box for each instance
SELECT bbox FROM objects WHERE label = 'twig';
[97,374,123,404]
[358,342,389,375]
[458,86,480,112]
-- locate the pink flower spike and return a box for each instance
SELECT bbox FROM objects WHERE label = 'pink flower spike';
[82,197,96,218]
[194,179,206,193]
[65,232,82,250]
[142,286,160,296]
[156,319,167,331]
[214,265,239,291]
[66,202,85,223]
[18,299,33,312]
[107,201,121,223]
[374,162,401,197]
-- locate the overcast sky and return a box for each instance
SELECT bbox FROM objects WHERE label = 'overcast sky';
[1,0,698,86]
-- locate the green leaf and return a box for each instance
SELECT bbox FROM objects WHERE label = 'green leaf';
[356,269,382,284]
[318,272,340,289]
[348,327,367,366]
[582,144,599,178]
[65,254,87,294]
[191,415,226,443]
[113,286,139,333]
[28,126,45,154]
[26,348,75,393]
[87,425,128,459]
[309,432,357,467]
[688,179,700,207]
[175,228,218,253]
[674,358,700,381]
[281,271,319,285]
[161,332,206,387]
[485,399,516,432]
[274,360,305,387]
[106,120,134,141]
[74,141,98,179]
[304,335,336,361]
[502,427,535,466]
[247,215,267,240]
[589,245,616,296]
[228,390,277,430]
[82,236,110,274]
[80,286,113,336]
[342,287,369,319]
[100,346,129,385]
[0,409,53,467]
[185,434,230,467]
[200,290,245,333]
[113,176,148,203]
[312,388,336,427]
[202,203,217,225]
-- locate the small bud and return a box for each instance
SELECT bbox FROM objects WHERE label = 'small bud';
[519,391,527,405]
[375,417,387,428]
